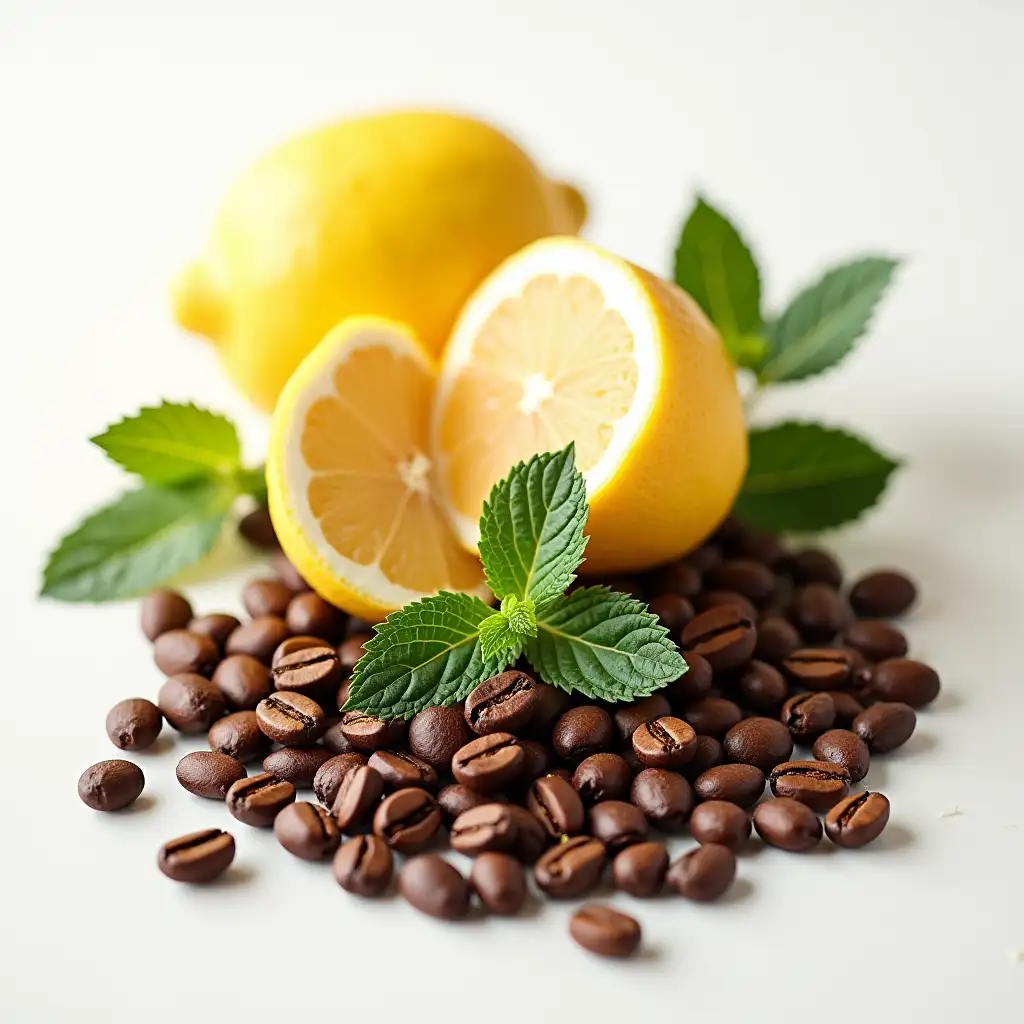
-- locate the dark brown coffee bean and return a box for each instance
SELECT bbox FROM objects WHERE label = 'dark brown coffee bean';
[175,750,246,799]
[407,705,472,769]
[666,652,713,707]
[734,527,789,567]
[273,553,309,591]
[451,732,524,793]
[783,647,855,691]
[769,760,850,812]
[373,787,441,852]
[105,698,163,750]
[551,706,614,761]
[332,765,384,832]
[694,589,759,621]
[711,514,745,547]
[154,630,220,678]
[158,673,226,734]
[647,594,694,634]
[830,690,866,727]
[688,800,751,850]
[464,670,539,735]
[825,791,891,847]
[400,855,469,919]
[789,548,843,588]
[527,774,585,837]
[505,805,547,863]
[736,660,788,712]
[313,752,367,807]
[78,759,144,811]
[157,829,234,882]
[226,616,291,664]
[525,682,572,736]
[256,692,325,745]
[788,583,847,642]
[612,842,668,897]
[242,577,292,618]
[208,711,270,763]
[706,559,777,604]
[841,620,908,662]
[723,717,793,773]
[812,729,870,782]
[570,903,642,958]
[684,543,723,572]
[681,605,757,672]
[339,710,406,752]
[368,750,439,791]
[188,613,242,651]
[681,696,743,738]
[853,701,916,753]
[631,715,697,769]
[141,588,193,641]
[272,634,328,667]
[514,739,550,785]
[471,852,527,914]
[753,797,822,851]
[322,720,356,755]
[212,654,272,711]
[849,570,917,618]
[613,694,672,743]
[754,616,802,665]
[238,505,279,549]
[647,560,702,598]
[780,692,836,743]
[589,799,648,851]
[285,592,346,642]
[693,763,765,808]
[263,746,333,788]
[437,783,495,824]
[274,801,340,860]
[534,836,606,898]
[338,632,372,670]
[871,658,940,708]
[630,768,693,830]
[668,842,737,900]
[333,835,393,896]
[272,645,342,697]
[572,753,633,805]
[226,772,295,826]
[449,803,518,854]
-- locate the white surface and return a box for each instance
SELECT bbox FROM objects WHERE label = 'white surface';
[3,2,1024,1021]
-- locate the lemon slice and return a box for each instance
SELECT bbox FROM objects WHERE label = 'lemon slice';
[267,317,488,620]
[431,237,747,573]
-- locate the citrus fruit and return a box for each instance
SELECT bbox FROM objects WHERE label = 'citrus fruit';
[172,112,586,411]
[431,236,747,574]
[266,317,488,620]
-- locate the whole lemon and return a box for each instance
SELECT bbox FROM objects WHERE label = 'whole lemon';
[172,111,586,410]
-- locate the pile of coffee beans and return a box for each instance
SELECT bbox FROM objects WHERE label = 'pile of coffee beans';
[77,512,937,959]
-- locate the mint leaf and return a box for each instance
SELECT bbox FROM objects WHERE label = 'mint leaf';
[236,464,268,503]
[40,481,232,601]
[758,258,899,382]
[478,613,523,661]
[673,196,763,367]
[477,444,588,608]
[344,592,514,719]
[501,595,537,637]
[527,587,686,702]
[737,421,901,531]
[91,401,242,485]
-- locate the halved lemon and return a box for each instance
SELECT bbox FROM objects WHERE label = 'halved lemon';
[431,236,747,573]
[267,317,488,620]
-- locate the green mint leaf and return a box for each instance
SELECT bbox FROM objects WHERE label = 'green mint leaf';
[236,464,268,503]
[477,444,588,608]
[501,595,537,638]
[478,613,523,661]
[344,592,514,719]
[736,421,901,531]
[91,401,242,485]
[758,257,899,382]
[40,481,232,602]
[527,587,687,702]
[673,195,763,368]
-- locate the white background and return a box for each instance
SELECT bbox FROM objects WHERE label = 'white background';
[3,2,1024,1021]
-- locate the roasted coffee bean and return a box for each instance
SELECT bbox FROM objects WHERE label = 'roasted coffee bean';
[437,783,495,824]
[632,716,697,768]
[684,543,723,572]
[505,805,547,863]
[449,803,518,854]
[212,654,272,711]
[789,548,843,588]
[274,553,310,592]
[647,594,694,634]
[788,583,847,642]
[588,800,648,851]
[825,791,891,847]
[141,588,193,641]
[681,696,743,739]
[534,836,606,898]
[154,630,220,678]
[226,772,296,826]
[612,842,668,897]
[157,829,234,882]
[694,590,759,621]
[647,560,702,598]
[400,855,469,920]
[666,651,713,707]
[471,852,527,914]
[373,787,441,853]
[272,635,327,667]
[78,759,144,811]
[668,843,736,900]
[515,739,550,784]
[339,710,406,752]
[780,692,836,743]
[226,616,291,664]
[688,800,751,850]
[572,753,633,804]
[338,633,372,670]
[256,692,325,745]
[238,505,279,549]
[736,660,788,712]
[105,698,163,751]
[313,752,367,807]
[263,746,333,788]
[629,768,693,830]
[452,733,524,793]
[272,645,342,697]
[570,904,642,958]
[853,701,916,753]
[285,592,346,643]
[552,706,614,761]
[209,711,270,763]
[274,801,340,860]
[527,683,572,735]
[242,577,293,619]
[812,729,870,783]
[464,670,539,735]
[176,750,246,799]
[693,763,765,808]
[831,690,867,727]
[322,720,356,755]
[527,774,585,837]
[706,559,777,604]
[158,673,226,734]
[681,735,724,781]
[332,765,384,832]
[871,658,940,707]
[723,717,794,773]
[754,616,802,665]
[712,514,745,547]
[614,694,672,743]
[333,835,393,896]
[841,620,908,662]
[849,570,917,618]
[188,613,242,651]
[682,605,757,672]
[769,760,850,812]
[408,705,472,769]
[368,750,439,791]
[735,527,789,568]
[783,647,855,691]
[753,797,822,851]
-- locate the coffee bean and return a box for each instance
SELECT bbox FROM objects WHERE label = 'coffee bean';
[437,783,496,824]
[105,698,163,751]
[647,594,694,634]
[693,763,765,808]
[769,760,850,812]
[694,590,759,621]
[754,617,802,665]
[157,829,234,882]
[158,673,226,734]
[515,739,550,785]
[285,592,346,642]
[688,800,751,850]
[534,836,606,898]
[647,560,702,598]
[711,514,745,547]
[666,651,713,706]
[471,852,527,914]
[614,694,672,743]
[723,717,794,773]
[681,605,757,672]
[256,692,325,745]
[78,759,144,811]
[871,658,940,708]
[175,750,246,799]
[451,732,524,793]
[505,805,548,863]
[238,505,278,549]
[226,616,291,664]
[612,842,668,898]
[272,635,327,667]
[208,711,270,763]
[551,706,614,761]
[569,904,642,958]
[263,746,334,788]
[449,803,518,854]
[588,800,648,851]
[753,797,822,851]
[368,750,439,791]
[629,768,693,830]
[812,729,871,782]
[373,787,441,853]
[572,753,633,804]
[789,548,843,588]
[684,543,723,572]
[736,660,788,712]
[526,683,572,736]
[783,647,855,691]
[332,765,384,832]
[322,720,356,755]
[333,835,393,896]
[788,583,847,642]
[338,632,372,670]
[242,577,293,619]
[271,645,342,699]
[668,842,737,900]
[706,559,777,604]
[681,696,743,738]
[464,670,539,735]
[853,701,916,753]
[274,801,340,860]
[339,710,406,752]
[141,588,193,641]
[849,570,917,618]
[734,527,789,567]
[780,692,836,743]
[154,630,220,678]
[313,752,367,807]
[407,705,472,770]
[226,772,296,827]
[188,613,242,651]
[527,774,585,837]
[632,716,697,768]
[841,620,908,662]
[212,654,272,711]
[825,791,891,847]
[400,855,469,920]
